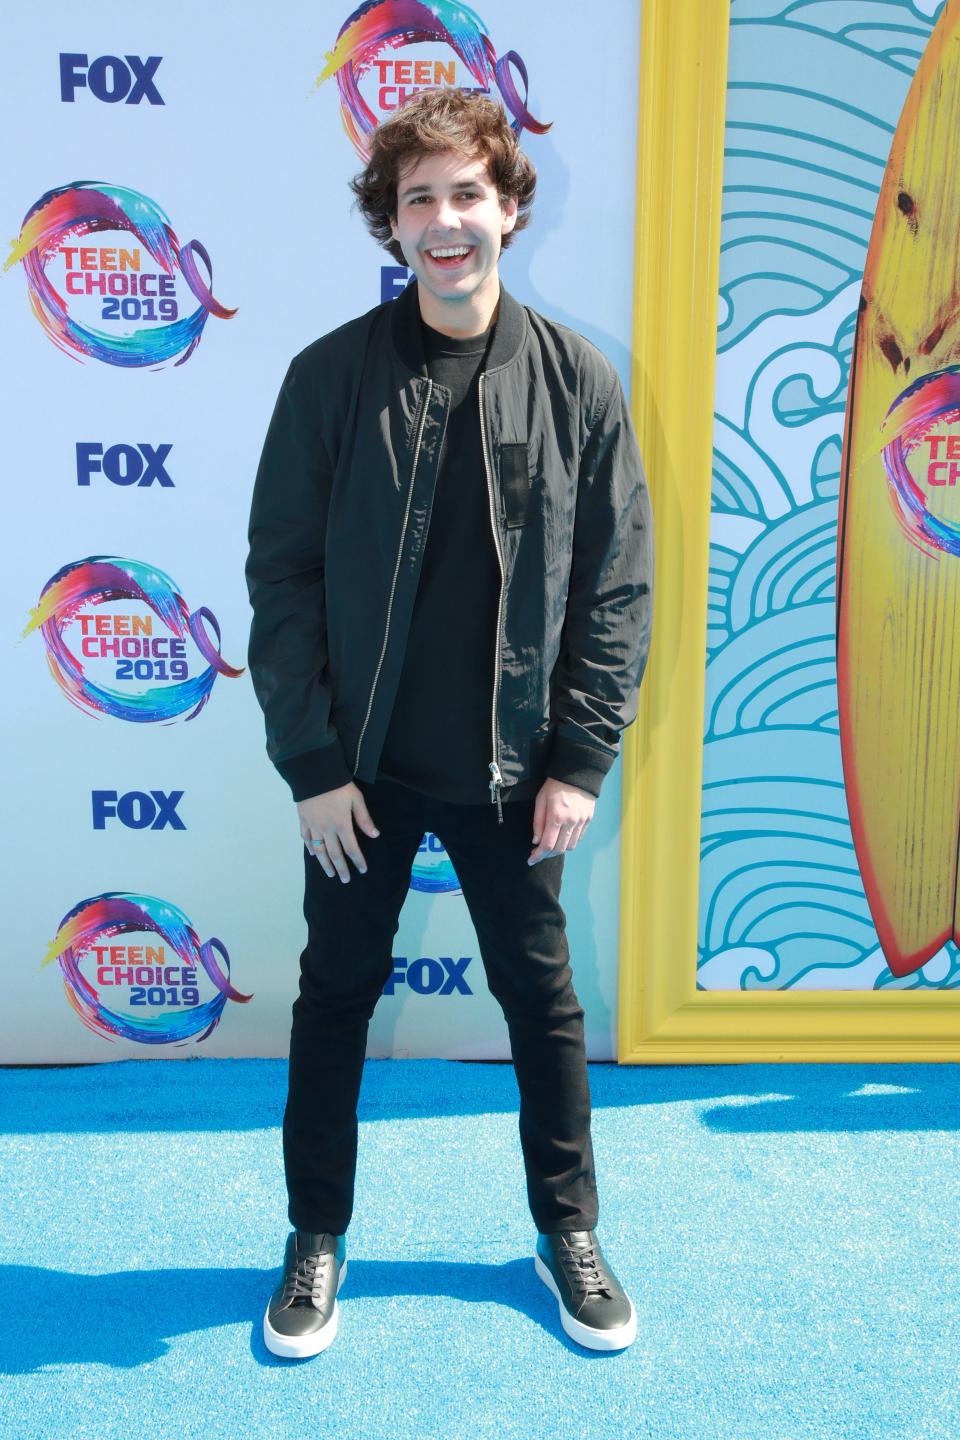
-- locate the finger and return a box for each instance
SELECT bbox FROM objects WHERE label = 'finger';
[339,824,368,876]
[324,835,351,884]
[307,836,335,879]
[354,798,381,838]
[301,822,329,871]
[531,790,546,845]
[317,843,336,879]
[528,813,563,866]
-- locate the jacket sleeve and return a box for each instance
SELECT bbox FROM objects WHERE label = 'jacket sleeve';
[244,354,354,802]
[546,371,654,798]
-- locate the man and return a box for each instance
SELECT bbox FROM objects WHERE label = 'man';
[245,87,653,1359]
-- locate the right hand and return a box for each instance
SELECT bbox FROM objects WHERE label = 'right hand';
[297,781,380,883]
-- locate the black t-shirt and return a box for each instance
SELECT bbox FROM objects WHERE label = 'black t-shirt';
[375,314,540,804]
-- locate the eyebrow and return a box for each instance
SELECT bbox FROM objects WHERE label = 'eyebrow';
[398,175,486,199]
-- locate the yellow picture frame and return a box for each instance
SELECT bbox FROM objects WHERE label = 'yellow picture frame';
[617,0,960,1062]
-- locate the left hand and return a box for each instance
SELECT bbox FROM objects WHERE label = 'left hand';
[528,777,596,865]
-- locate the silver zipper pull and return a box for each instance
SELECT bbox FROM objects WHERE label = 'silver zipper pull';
[488,761,504,824]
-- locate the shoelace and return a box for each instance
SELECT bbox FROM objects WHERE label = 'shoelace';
[288,1249,331,1304]
[557,1241,612,1298]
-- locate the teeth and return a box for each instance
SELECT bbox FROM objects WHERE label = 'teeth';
[429,246,470,258]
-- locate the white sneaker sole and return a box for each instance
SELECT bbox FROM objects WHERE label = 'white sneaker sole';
[534,1252,637,1351]
[263,1256,349,1359]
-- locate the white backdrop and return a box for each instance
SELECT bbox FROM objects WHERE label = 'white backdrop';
[2,0,642,1062]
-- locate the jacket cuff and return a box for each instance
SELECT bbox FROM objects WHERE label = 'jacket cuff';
[545,733,616,799]
[275,741,354,802]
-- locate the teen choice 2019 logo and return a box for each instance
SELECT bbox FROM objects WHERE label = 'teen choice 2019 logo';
[318,0,550,158]
[881,365,960,559]
[411,833,462,894]
[43,892,252,1045]
[4,181,236,367]
[23,556,243,722]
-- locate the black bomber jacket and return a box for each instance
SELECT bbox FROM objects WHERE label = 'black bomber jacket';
[244,278,654,822]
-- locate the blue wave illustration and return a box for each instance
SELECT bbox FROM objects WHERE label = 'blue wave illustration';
[700,0,959,990]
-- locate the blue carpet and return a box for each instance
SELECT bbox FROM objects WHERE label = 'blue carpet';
[2,1058,959,1440]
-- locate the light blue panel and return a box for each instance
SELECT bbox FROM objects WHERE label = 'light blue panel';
[698,0,960,991]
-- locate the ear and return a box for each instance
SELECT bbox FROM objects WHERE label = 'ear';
[500,194,519,237]
[389,213,399,241]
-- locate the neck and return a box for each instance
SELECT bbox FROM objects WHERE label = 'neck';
[417,271,501,338]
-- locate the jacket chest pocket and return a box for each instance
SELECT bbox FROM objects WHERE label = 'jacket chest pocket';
[498,443,531,528]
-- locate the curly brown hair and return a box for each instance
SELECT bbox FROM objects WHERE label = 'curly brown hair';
[349,88,542,265]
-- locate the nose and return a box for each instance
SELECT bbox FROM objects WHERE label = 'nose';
[432,194,460,230]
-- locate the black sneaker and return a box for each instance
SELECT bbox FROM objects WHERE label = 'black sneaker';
[263,1230,348,1358]
[534,1229,637,1351]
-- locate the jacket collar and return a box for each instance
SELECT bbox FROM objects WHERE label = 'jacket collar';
[389,275,526,377]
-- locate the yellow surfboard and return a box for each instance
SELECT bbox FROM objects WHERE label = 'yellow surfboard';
[837,0,960,978]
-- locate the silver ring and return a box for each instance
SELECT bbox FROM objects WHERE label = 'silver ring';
[310,839,327,849]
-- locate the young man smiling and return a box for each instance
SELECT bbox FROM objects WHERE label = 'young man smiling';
[390,146,512,332]
[245,88,653,1358]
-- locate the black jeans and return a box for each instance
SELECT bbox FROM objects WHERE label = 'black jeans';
[283,775,600,1237]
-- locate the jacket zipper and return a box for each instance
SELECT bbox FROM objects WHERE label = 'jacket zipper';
[478,371,505,825]
[353,379,433,776]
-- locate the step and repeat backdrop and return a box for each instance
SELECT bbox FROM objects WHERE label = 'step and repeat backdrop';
[2,1,642,1061]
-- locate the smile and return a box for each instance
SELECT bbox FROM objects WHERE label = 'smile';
[425,245,474,265]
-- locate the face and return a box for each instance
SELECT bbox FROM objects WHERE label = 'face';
[389,148,518,322]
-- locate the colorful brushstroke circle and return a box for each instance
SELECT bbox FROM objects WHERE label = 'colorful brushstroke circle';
[881,366,960,559]
[42,892,252,1045]
[4,181,236,367]
[22,556,244,722]
[318,0,550,158]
